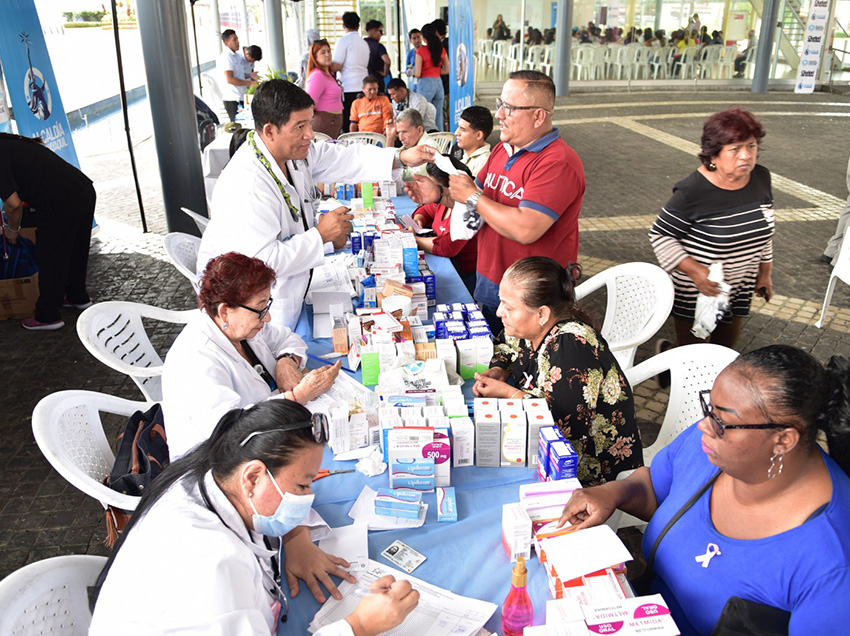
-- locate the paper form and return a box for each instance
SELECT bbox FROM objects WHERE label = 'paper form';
[308,560,497,635]
[318,523,369,573]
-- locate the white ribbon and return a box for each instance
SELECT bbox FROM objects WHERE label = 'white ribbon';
[695,543,721,568]
[522,372,534,389]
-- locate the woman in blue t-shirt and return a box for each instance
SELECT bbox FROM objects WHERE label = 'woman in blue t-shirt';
[559,344,850,635]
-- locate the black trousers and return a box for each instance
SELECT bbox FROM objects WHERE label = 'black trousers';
[34,182,96,322]
[342,92,360,133]
[223,100,239,122]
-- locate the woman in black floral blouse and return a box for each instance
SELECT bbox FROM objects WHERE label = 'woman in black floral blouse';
[473,257,644,485]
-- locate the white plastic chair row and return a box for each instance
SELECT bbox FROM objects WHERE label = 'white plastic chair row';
[77,301,194,402]
[574,262,674,369]
[0,554,108,635]
[32,390,151,515]
[430,131,456,154]
[816,233,850,328]
[338,131,386,147]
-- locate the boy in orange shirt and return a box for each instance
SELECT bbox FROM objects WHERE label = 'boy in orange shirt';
[350,76,394,134]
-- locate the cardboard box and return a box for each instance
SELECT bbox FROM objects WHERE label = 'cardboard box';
[0,273,39,320]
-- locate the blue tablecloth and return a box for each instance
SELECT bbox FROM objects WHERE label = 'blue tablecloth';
[281,196,552,633]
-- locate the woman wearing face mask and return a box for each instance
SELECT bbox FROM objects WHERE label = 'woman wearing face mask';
[90,401,419,635]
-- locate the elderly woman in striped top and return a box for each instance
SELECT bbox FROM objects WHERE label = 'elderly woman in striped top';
[649,108,774,357]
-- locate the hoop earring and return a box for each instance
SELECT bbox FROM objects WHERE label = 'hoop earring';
[767,451,784,480]
[222,322,229,331]
[708,162,717,171]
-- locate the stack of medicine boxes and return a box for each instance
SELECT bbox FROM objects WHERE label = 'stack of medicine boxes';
[473,397,558,469]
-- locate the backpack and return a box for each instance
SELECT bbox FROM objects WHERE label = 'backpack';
[1,235,38,279]
[103,403,169,546]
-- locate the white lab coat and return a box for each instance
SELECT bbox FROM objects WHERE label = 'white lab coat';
[199,135,399,329]
[162,310,308,459]
[89,472,353,636]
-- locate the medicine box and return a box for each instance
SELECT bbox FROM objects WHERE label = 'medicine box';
[538,426,565,476]
[501,411,527,467]
[450,417,475,467]
[389,458,435,491]
[501,502,532,562]
[475,411,501,467]
[549,440,578,481]
[374,488,422,519]
[582,594,680,636]
[436,486,457,522]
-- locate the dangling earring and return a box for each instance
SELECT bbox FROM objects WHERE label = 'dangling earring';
[767,451,784,480]
[222,322,228,331]
[708,162,717,171]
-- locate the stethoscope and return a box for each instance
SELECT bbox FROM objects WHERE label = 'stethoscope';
[198,476,289,623]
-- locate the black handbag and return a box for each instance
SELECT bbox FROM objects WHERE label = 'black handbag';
[711,596,790,636]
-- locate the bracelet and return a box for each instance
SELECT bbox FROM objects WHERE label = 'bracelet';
[511,389,525,399]
[394,147,405,168]
[3,223,20,233]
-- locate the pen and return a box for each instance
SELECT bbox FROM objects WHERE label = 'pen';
[352,586,394,597]
[307,352,357,375]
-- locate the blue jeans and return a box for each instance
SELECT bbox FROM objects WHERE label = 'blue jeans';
[416,77,444,130]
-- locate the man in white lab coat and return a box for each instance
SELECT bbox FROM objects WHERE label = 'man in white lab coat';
[199,79,435,329]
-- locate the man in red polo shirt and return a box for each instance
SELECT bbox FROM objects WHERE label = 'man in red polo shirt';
[445,70,585,332]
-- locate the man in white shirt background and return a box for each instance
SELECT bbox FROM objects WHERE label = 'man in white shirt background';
[217,29,257,122]
[241,44,262,81]
[386,78,437,134]
[385,109,440,181]
[332,12,370,133]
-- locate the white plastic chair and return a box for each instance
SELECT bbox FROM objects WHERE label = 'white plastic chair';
[201,72,226,117]
[32,390,152,514]
[574,262,675,369]
[741,45,758,78]
[163,232,201,293]
[77,301,195,402]
[539,44,555,76]
[506,43,522,73]
[676,45,699,79]
[479,38,494,67]
[610,44,636,79]
[611,343,739,530]
[651,47,671,79]
[338,131,387,147]
[180,206,209,235]
[718,45,738,78]
[526,44,545,70]
[313,131,332,142]
[493,40,509,73]
[430,132,456,154]
[698,45,722,78]
[816,234,850,328]
[0,555,108,636]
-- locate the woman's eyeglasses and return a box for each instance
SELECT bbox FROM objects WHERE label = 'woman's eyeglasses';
[239,412,329,447]
[698,390,787,438]
[238,298,274,320]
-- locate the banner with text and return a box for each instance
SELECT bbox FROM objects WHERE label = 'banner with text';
[0,0,80,164]
[795,0,831,93]
[0,63,11,133]
[449,0,474,132]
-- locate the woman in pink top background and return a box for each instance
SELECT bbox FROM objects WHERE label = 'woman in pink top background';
[304,39,343,138]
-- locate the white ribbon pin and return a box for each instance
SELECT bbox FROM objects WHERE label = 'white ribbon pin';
[522,372,534,390]
[695,543,721,568]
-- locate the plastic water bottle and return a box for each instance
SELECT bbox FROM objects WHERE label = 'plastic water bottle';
[501,556,533,636]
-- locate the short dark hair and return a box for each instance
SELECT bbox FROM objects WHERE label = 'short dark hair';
[460,105,494,138]
[342,12,360,30]
[246,45,262,61]
[408,28,421,37]
[386,78,407,91]
[509,70,555,110]
[362,75,380,87]
[698,107,765,168]
[222,29,236,43]
[432,19,447,37]
[365,20,383,32]
[251,79,315,129]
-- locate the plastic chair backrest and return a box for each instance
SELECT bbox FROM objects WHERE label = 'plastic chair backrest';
[76,301,194,402]
[201,72,225,112]
[430,132,456,154]
[0,555,108,636]
[815,232,850,327]
[574,262,675,369]
[313,131,332,142]
[163,232,201,293]
[180,206,209,235]
[31,390,148,511]
[337,132,387,147]
[625,343,739,465]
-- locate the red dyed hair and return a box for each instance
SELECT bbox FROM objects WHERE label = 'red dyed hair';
[307,39,332,76]
[698,107,765,168]
[198,252,276,315]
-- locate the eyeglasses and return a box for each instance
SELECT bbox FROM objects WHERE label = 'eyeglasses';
[495,98,551,117]
[698,390,787,438]
[237,298,274,320]
[239,412,330,447]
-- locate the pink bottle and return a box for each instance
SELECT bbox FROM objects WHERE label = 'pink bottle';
[501,556,533,636]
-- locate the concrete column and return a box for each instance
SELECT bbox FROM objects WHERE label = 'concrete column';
[624,0,636,33]
[654,0,663,31]
[211,0,222,53]
[242,0,250,42]
[553,0,572,96]
[520,0,527,69]
[752,0,780,93]
[136,0,206,235]
[264,0,287,73]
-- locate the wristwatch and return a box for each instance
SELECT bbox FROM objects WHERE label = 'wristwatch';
[394,147,406,168]
[275,353,298,363]
[466,191,482,212]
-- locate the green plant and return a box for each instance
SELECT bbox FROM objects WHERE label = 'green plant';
[246,68,289,95]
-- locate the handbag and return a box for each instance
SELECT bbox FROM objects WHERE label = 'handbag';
[1,235,38,279]
[631,469,721,595]
[710,596,790,636]
[103,403,169,547]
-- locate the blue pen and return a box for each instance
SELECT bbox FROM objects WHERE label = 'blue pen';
[307,352,357,375]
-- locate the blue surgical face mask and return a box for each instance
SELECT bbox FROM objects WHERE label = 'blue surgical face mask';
[249,468,315,536]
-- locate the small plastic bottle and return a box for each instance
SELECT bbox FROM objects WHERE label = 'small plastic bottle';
[501,556,533,636]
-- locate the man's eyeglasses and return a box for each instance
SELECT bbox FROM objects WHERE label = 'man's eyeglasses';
[698,390,787,438]
[239,412,329,447]
[238,298,274,320]
[495,98,551,117]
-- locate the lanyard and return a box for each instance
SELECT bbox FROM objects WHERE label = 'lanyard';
[198,476,289,622]
[249,130,301,224]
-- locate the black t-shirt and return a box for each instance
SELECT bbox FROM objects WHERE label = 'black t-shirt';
[0,135,91,207]
[364,37,388,81]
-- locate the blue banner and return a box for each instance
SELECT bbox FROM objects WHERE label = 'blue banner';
[0,63,11,133]
[0,0,80,166]
[448,0,474,132]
